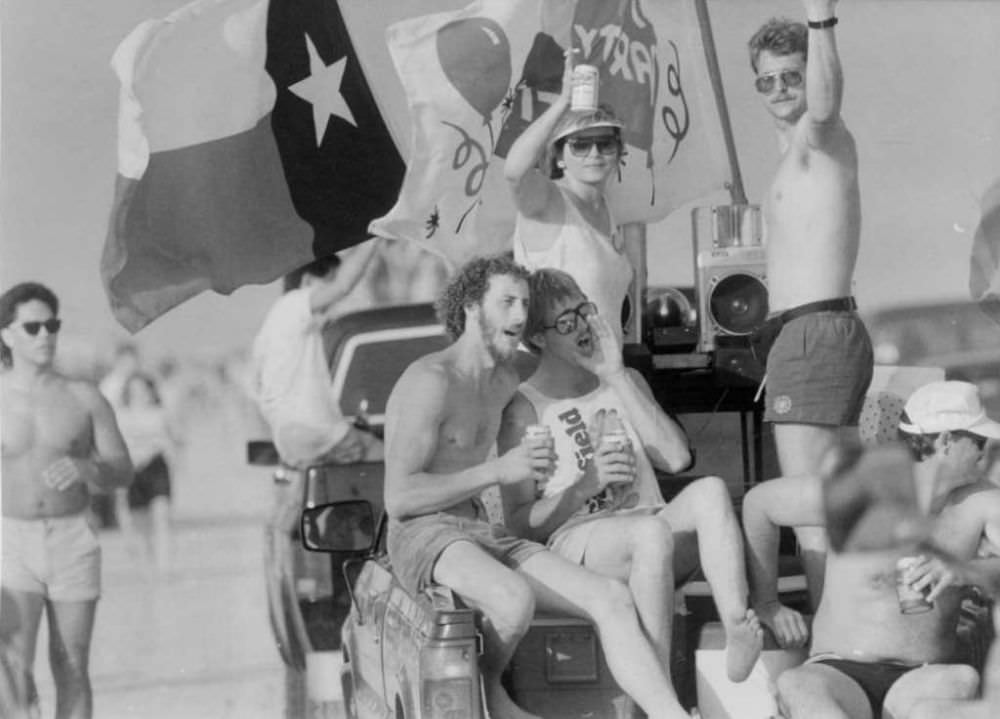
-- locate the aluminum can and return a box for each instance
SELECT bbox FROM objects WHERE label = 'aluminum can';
[895,556,934,614]
[570,64,599,112]
[524,424,551,445]
[600,428,630,453]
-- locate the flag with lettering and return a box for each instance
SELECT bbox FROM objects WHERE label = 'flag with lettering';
[102,0,404,331]
[369,0,731,266]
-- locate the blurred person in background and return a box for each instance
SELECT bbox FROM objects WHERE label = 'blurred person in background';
[114,372,180,576]
[251,239,383,468]
[1,282,133,719]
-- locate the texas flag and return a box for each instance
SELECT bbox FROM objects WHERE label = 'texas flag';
[102,0,404,332]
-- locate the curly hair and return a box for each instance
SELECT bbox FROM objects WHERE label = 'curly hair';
[748,17,808,73]
[0,282,59,367]
[524,268,584,353]
[435,254,529,341]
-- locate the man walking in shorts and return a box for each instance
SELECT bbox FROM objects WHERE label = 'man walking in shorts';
[384,254,693,719]
[747,0,873,632]
[1,282,134,718]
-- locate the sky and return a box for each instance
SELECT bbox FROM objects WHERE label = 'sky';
[2,0,998,368]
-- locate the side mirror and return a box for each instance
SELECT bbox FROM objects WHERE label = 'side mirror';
[301,500,376,553]
[246,440,280,466]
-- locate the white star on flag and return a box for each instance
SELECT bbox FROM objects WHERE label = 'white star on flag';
[289,33,356,147]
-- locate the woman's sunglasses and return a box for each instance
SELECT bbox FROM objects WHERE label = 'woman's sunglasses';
[565,136,620,157]
[754,69,804,94]
[21,319,62,336]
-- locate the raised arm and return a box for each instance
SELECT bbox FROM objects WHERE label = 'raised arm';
[383,362,548,521]
[310,237,381,317]
[503,51,573,217]
[742,474,824,647]
[579,314,691,473]
[803,0,844,146]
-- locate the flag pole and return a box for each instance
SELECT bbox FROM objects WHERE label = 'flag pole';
[693,0,747,205]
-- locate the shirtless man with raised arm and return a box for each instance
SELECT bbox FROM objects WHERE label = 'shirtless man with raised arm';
[1,282,134,719]
[748,0,874,636]
[383,255,692,719]
[743,382,1000,718]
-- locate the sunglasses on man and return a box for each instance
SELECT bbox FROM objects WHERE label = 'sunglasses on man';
[565,136,620,157]
[20,319,62,336]
[949,430,988,452]
[754,69,804,94]
[543,301,598,335]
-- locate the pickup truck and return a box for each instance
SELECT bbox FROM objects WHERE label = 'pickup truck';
[248,295,791,718]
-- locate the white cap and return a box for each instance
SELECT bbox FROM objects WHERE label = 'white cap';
[897,380,1000,438]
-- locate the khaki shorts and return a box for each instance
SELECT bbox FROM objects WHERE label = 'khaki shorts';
[764,311,873,425]
[388,512,545,596]
[2,514,101,601]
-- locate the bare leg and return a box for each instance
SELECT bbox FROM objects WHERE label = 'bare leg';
[0,589,44,717]
[149,496,171,575]
[46,599,97,719]
[776,662,873,719]
[774,423,851,608]
[882,664,979,719]
[659,476,763,681]
[519,551,690,719]
[432,541,539,719]
[571,515,676,669]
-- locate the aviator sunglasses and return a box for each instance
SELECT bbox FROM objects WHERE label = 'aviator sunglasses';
[565,135,620,157]
[543,301,598,335]
[20,319,62,336]
[754,68,804,94]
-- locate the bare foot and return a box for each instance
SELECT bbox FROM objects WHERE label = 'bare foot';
[484,683,541,719]
[756,600,810,649]
[725,608,764,682]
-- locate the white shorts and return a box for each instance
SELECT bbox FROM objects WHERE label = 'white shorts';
[2,514,101,601]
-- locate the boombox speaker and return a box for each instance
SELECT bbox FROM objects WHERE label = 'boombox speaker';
[691,205,769,362]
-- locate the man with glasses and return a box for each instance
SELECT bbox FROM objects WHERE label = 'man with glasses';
[498,268,764,686]
[743,381,1000,718]
[746,0,874,640]
[0,282,133,718]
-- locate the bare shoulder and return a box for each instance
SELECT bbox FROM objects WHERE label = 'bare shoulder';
[389,351,453,408]
[64,377,114,413]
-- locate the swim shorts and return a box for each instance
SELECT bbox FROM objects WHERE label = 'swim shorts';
[764,310,873,425]
[388,512,546,596]
[127,454,172,509]
[1,514,101,601]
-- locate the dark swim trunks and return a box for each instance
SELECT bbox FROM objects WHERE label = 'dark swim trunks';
[763,302,874,425]
[808,656,918,718]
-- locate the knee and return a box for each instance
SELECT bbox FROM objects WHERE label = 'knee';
[691,476,733,516]
[627,517,674,561]
[775,666,817,705]
[485,575,535,636]
[589,577,636,622]
[941,664,979,699]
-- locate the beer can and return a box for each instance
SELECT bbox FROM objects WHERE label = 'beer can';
[524,424,551,445]
[895,556,933,614]
[570,64,599,112]
[600,428,630,453]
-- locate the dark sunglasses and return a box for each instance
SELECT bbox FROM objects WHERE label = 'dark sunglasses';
[21,319,62,336]
[754,69,804,94]
[543,301,598,335]
[950,430,988,451]
[566,136,620,157]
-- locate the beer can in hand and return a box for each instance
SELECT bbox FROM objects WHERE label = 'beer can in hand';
[570,64,599,112]
[525,424,552,498]
[895,556,934,614]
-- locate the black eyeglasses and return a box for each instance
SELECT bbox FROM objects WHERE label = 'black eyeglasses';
[566,136,620,157]
[950,430,988,451]
[543,302,598,334]
[21,319,62,336]
[754,69,804,94]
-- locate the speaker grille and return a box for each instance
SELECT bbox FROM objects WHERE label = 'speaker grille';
[709,273,769,335]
